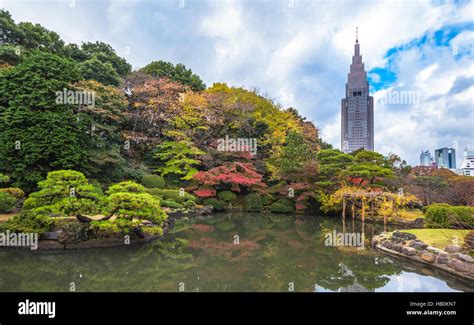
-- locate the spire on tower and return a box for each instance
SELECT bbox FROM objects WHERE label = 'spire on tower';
[356,26,358,43]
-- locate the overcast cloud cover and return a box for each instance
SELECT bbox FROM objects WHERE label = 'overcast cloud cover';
[1,0,473,166]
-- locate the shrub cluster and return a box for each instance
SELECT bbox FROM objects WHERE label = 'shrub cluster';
[269,198,295,214]
[425,203,474,229]
[244,193,262,212]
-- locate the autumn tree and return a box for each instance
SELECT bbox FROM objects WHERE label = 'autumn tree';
[153,140,204,181]
[193,162,266,194]
[141,60,205,91]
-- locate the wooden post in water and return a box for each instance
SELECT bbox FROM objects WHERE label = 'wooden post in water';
[361,196,365,223]
[342,196,346,220]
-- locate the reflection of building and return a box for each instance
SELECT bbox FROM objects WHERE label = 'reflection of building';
[341,28,374,153]
[461,148,474,176]
[420,149,432,166]
[434,147,456,169]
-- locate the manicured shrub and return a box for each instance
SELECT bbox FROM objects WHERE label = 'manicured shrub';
[244,193,262,212]
[269,198,295,214]
[90,219,142,237]
[22,170,103,217]
[141,174,165,189]
[89,179,104,196]
[203,198,226,211]
[160,199,183,209]
[0,192,16,213]
[0,210,54,233]
[425,203,474,228]
[217,191,237,203]
[0,188,25,200]
[107,181,145,195]
[261,194,275,206]
[145,188,197,203]
[106,192,167,224]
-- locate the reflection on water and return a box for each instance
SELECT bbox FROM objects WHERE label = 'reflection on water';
[0,213,472,292]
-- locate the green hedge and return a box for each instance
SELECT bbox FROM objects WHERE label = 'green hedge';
[425,203,474,229]
[203,198,226,211]
[269,198,294,214]
[145,188,196,203]
[141,174,165,189]
[261,194,275,206]
[0,192,16,213]
[160,199,183,209]
[0,188,25,200]
[244,193,262,212]
[0,210,54,233]
[217,191,237,203]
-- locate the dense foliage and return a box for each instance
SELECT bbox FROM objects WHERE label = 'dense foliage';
[0,10,471,239]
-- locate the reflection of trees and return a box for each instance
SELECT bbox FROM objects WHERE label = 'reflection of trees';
[0,212,465,292]
[0,239,195,292]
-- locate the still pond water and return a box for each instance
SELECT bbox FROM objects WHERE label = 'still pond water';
[0,213,472,292]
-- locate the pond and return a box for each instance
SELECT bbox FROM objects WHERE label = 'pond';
[0,213,472,292]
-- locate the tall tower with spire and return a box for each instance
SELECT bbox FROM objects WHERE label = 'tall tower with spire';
[341,27,374,153]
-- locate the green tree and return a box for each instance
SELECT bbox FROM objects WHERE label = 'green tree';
[0,51,86,190]
[344,151,395,187]
[80,41,131,76]
[141,60,206,91]
[22,170,103,217]
[73,79,128,182]
[316,149,354,190]
[268,131,317,181]
[153,140,204,181]
[79,55,122,86]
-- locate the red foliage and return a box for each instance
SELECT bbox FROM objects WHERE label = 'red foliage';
[193,162,266,192]
[348,176,369,187]
[193,187,216,198]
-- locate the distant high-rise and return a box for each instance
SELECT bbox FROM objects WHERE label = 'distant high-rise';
[461,148,474,176]
[435,147,456,169]
[420,149,432,166]
[341,27,374,153]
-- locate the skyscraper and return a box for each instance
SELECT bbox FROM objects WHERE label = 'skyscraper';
[420,149,432,166]
[341,28,374,153]
[434,147,456,169]
[461,147,474,176]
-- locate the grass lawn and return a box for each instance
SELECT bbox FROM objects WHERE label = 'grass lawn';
[400,229,470,250]
[394,209,424,221]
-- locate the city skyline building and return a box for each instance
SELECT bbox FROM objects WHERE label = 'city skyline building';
[420,149,432,166]
[341,28,374,153]
[460,147,474,176]
[434,147,456,169]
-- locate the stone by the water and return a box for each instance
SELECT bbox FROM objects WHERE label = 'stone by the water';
[444,245,463,253]
[392,231,417,241]
[410,240,428,250]
[447,259,469,273]
[436,253,450,264]
[420,252,436,263]
[402,246,417,256]
[452,253,474,263]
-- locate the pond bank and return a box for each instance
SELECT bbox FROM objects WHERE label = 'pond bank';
[372,231,474,282]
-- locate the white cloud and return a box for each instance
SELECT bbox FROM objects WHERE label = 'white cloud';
[1,0,472,165]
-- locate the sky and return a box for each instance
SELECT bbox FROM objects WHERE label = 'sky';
[1,0,473,166]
